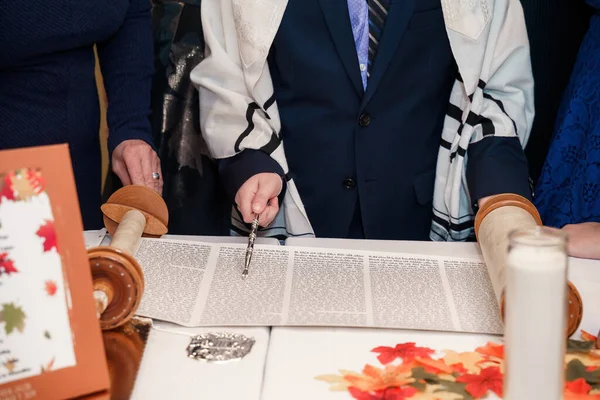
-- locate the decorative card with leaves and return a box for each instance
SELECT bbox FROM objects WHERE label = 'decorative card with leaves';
[0,168,76,385]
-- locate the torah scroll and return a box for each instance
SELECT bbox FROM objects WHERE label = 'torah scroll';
[474,194,583,337]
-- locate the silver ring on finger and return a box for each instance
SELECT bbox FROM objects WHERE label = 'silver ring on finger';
[152,172,160,180]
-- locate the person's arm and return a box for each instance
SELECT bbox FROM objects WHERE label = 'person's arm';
[218,150,286,207]
[96,0,162,192]
[562,222,600,260]
[463,0,535,210]
[191,0,285,225]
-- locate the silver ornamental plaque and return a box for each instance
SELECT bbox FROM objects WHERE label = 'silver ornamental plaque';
[186,332,255,362]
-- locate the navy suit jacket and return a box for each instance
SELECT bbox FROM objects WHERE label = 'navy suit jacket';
[219,0,531,240]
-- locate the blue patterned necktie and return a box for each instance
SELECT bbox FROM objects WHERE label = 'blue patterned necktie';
[367,0,390,77]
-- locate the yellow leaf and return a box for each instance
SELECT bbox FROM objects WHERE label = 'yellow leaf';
[3,359,16,373]
[314,374,346,384]
[315,372,353,391]
[477,357,504,373]
[442,350,484,374]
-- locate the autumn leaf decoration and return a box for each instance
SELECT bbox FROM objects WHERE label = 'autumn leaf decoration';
[36,220,58,252]
[45,280,57,296]
[317,330,600,399]
[41,357,55,374]
[372,343,436,364]
[0,173,16,204]
[0,252,18,276]
[0,303,26,335]
[3,358,17,373]
[0,169,46,204]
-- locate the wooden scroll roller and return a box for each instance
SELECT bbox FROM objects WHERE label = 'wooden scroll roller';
[87,185,168,330]
[474,194,583,337]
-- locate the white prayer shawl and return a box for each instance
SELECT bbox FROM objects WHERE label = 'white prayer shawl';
[191,0,535,241]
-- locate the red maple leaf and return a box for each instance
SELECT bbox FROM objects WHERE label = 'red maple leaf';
[25,169,45,196]
[0,252,18,275]
[456,366,503,398]
[36,220,57,252]
[371,343,435,364]
[566,378,592,395]
[0,174,15,204]
[45,280,57,296]
[349,387,418,400]
[449,362,468,374]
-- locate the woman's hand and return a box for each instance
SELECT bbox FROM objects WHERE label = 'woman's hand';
[111,139,163,194]
[562,222,600,260]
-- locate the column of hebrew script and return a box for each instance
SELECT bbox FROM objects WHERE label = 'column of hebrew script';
[368,254,456,331]
[443,259,503,334]
[134,239,212,325]
[197,245,290,325]
[285,249,368,326]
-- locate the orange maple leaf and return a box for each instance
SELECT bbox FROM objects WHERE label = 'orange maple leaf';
[455,366,503,398]
[414,356,453,374]
[45,280,57,296]
[581,330,598,343]
[36,220,57,252]
[372,343,435,364]
[348,386,418,400]
[475,342,504,359]
[343,364,414,393]
[0,252,18,275]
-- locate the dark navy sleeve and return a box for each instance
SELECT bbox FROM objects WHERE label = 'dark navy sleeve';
[466,136,532,205]
[96,0,155,155]
[218,149,287,205]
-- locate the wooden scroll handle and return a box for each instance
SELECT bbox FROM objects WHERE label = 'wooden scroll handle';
[87,185,168,330]
[474,194,583,338]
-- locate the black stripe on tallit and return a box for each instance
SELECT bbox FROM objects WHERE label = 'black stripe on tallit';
[234,102,261,152]
[259,131,281,155]
[431,213,474,233]
[483,93,518,135]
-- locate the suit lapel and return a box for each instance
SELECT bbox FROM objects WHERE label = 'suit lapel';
[318,0,364,96]
[362,0,415,106]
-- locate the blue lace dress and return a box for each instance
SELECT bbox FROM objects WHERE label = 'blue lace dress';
[534,0,600,228]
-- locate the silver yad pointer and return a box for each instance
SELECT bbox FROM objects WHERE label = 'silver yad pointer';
[242,214,259,279]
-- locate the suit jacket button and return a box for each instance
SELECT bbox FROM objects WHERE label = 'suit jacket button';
[358,113,371,127]
[343,178,356,189]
